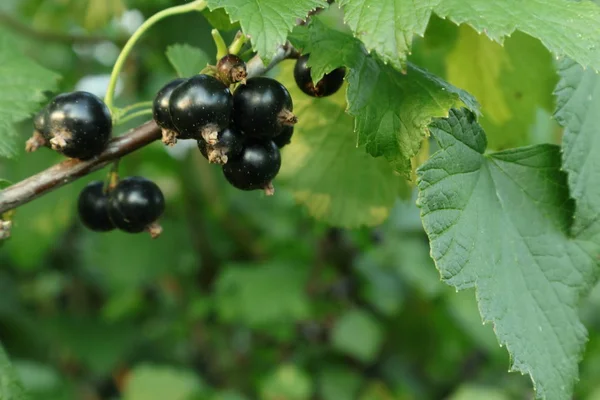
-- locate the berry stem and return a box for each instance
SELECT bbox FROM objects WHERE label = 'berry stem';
[228,31,248,55]
[117,109,153,125]
[119,101,153,115]
[104,0,208,111]
[211,29,228,60]
[106,160,121,192]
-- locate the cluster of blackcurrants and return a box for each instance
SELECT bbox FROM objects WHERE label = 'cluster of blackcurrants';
[25,51,345,235]
[153,54,296,194]
[78,177,165,237]
[152,53,346,194]
[27,86,166,236]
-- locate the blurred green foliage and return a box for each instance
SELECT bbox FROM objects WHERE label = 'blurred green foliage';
[0,1,599,400]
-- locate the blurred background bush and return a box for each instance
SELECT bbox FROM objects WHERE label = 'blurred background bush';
[1,1,600,399]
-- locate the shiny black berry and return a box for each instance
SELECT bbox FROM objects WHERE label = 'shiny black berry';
[273,126,294,148]
[43,91,112,159]
[198,126,245,164]
[222,140,281,193]
[169,74,233,144]
[232,77,296,139]
[216,54,247,86]
[107,177,165,234]
[294,54,345,98]
[78,181,115,232]
[153,78,186,146]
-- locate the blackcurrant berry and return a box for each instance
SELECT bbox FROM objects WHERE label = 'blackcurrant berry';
[44,91,112,159]
[232,77,297,139]
[169,74,233,145]
[273,126,294,149]
[198,126,246,164]
[153,78,186,146]
[222,140,281,194]
[216,54,247,86]
[107,177,165,235]
[294,54,345,98]
[78,181,115,232]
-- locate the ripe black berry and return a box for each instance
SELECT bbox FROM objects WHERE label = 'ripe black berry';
[78,181,115,232]
[43,91,112,159]
[222,140,281,194]
[198,126,245,164]
[153,78,186,146]
[169,74,233,145]
[273,126,294,149]
[294,54,345,98]
[232,77,296,139]
[216,54,247,86]
[107,177,165,235]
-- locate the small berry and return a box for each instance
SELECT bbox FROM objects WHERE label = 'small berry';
[43,91,112,159]
[216,54,247,86]
[78,181,115,232]
[107,177,165,235]
[273,126,294,149]
[222,140,281,194]
[153,78,186,146]
[198,126,245,164]
[232,77,296,139]
[294,54,345,97]
[169,74,233,145]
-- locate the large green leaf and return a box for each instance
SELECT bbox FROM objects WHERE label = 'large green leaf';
[0,344,26,400]
[434,0,600,72]
[0,37,59,158]
[205,0,327,62]
[446,27,558,150]
[555,59,600,240]
[416,108,599,399]
[338,0,438,72]
[276,61,405,228]
[336,0,600,73]
[290,19,478,175]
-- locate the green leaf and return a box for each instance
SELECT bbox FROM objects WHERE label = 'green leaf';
[260,365,312,400]
[166,44,210,78]
[445,27,558,150]
[554,59,600,240]
[338,0,438,72]
[276,61,406,228]
[0,344,26,400]
[0,37,59,158]
[434,0,600,71]
[215,262,310,327]
[290,19,478,174]
[331,309,384,363]
[123,364,206,400]
[205,0,327,62]
[416,108,599,399]
[202,7,240,31]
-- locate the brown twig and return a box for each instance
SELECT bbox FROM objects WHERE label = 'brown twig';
[0,46,297,215]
